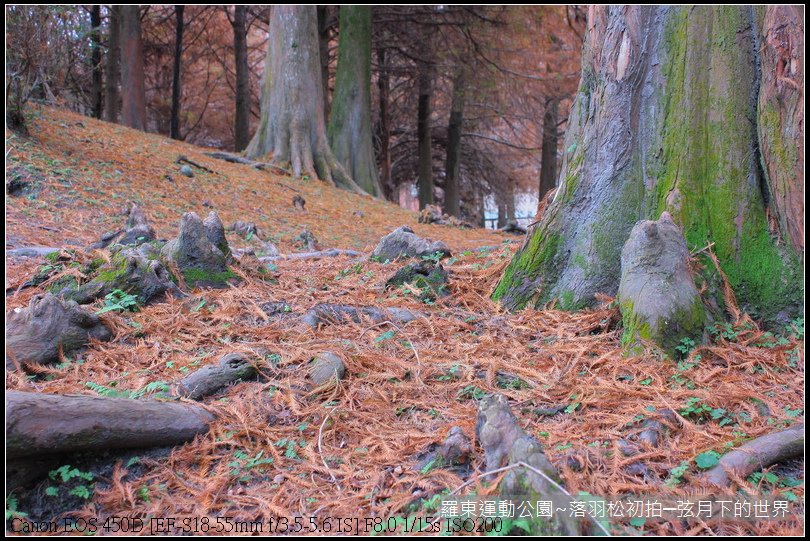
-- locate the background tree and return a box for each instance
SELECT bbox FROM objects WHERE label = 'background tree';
[246,5,362,192]
[230,5,250,151]
[493,5,803,324]
[443,65,466,217]
[328,6,382,197]
[89,5,103,119]
[169,5,184,140]
[104,5,121,123]
[120,5,146,130]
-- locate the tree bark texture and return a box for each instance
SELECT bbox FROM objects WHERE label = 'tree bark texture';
[120,5,146,130]
[246,6,362,193]
[538,97,559,204]
[6,391,214,459]
[704,424,804,487]
[90,5,103,119]
[317,6,332,121]
[103,5,121,123]
[170,5,184,140]
[417,55,435,209]
[375,47,393,200]
[328,6,382,197]
[754,5,804,256]
[444,67,466,217]
[493,6,802,322]
[232,5,250,152]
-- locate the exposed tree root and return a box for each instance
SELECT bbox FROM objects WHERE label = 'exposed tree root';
[704,424,804,487]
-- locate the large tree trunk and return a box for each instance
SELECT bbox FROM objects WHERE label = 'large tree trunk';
[493,6,802,323]
[328,6,382,197]
[120,5,146,131]
[538,97,559,204]
[232,5,250,152]
[170,5,184,140]
[90,5,103,119]
[103,5,121,123]
[375,47,393,200]
[417,55,435,209]
[246,6,362,193]
[444,67,465,217]
[755,6,804,256]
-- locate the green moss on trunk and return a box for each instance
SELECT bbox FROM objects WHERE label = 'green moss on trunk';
[492,229,562,310]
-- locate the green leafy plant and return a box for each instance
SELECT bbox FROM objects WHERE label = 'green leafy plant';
[420,251,444,264]
[228,450,274,482]
[274,438,304,460]
[671,354,701,389]
[694,450,721,469]
[6,494,27,520]
[665,460,690,486]
[675,336,696,357]
[47,465,95,500]
[85,380,171,399]
[456,385,487,401]
[96,289,140,314]
[679,397,735,426]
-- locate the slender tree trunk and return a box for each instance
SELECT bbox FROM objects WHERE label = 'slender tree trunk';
[103,5,121,123]
[90,5,103,119]
[505,184,516,223]
[317,6,332,121]
[246,6,362,193]
[120,5,146,131]
[497,198,507,229]
[417,55,435,209]
[538,97,559,204]
[328,6,382,197]
[375,47,393,200]
[493,5,802,324]
[170,5,184,140]
[232,5,250,152]
[444,67,466,217]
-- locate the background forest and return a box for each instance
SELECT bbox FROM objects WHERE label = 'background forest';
[6,5,586,226]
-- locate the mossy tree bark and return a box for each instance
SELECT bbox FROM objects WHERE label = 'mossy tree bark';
[246,6,363,193]
[754,5,804,256]
[493,6,802,322]
[328,6,382,197]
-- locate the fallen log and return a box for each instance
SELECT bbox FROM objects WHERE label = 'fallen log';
[704,424,804,487]
[300,303,420,329]
[6,391,215,459]
[176,154,215,174]
[257,248,362,262]
[176,352,258,400]
[6,246,61,258]
[203,151,295,178]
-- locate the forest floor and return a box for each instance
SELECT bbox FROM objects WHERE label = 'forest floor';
[5,107,804,536]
